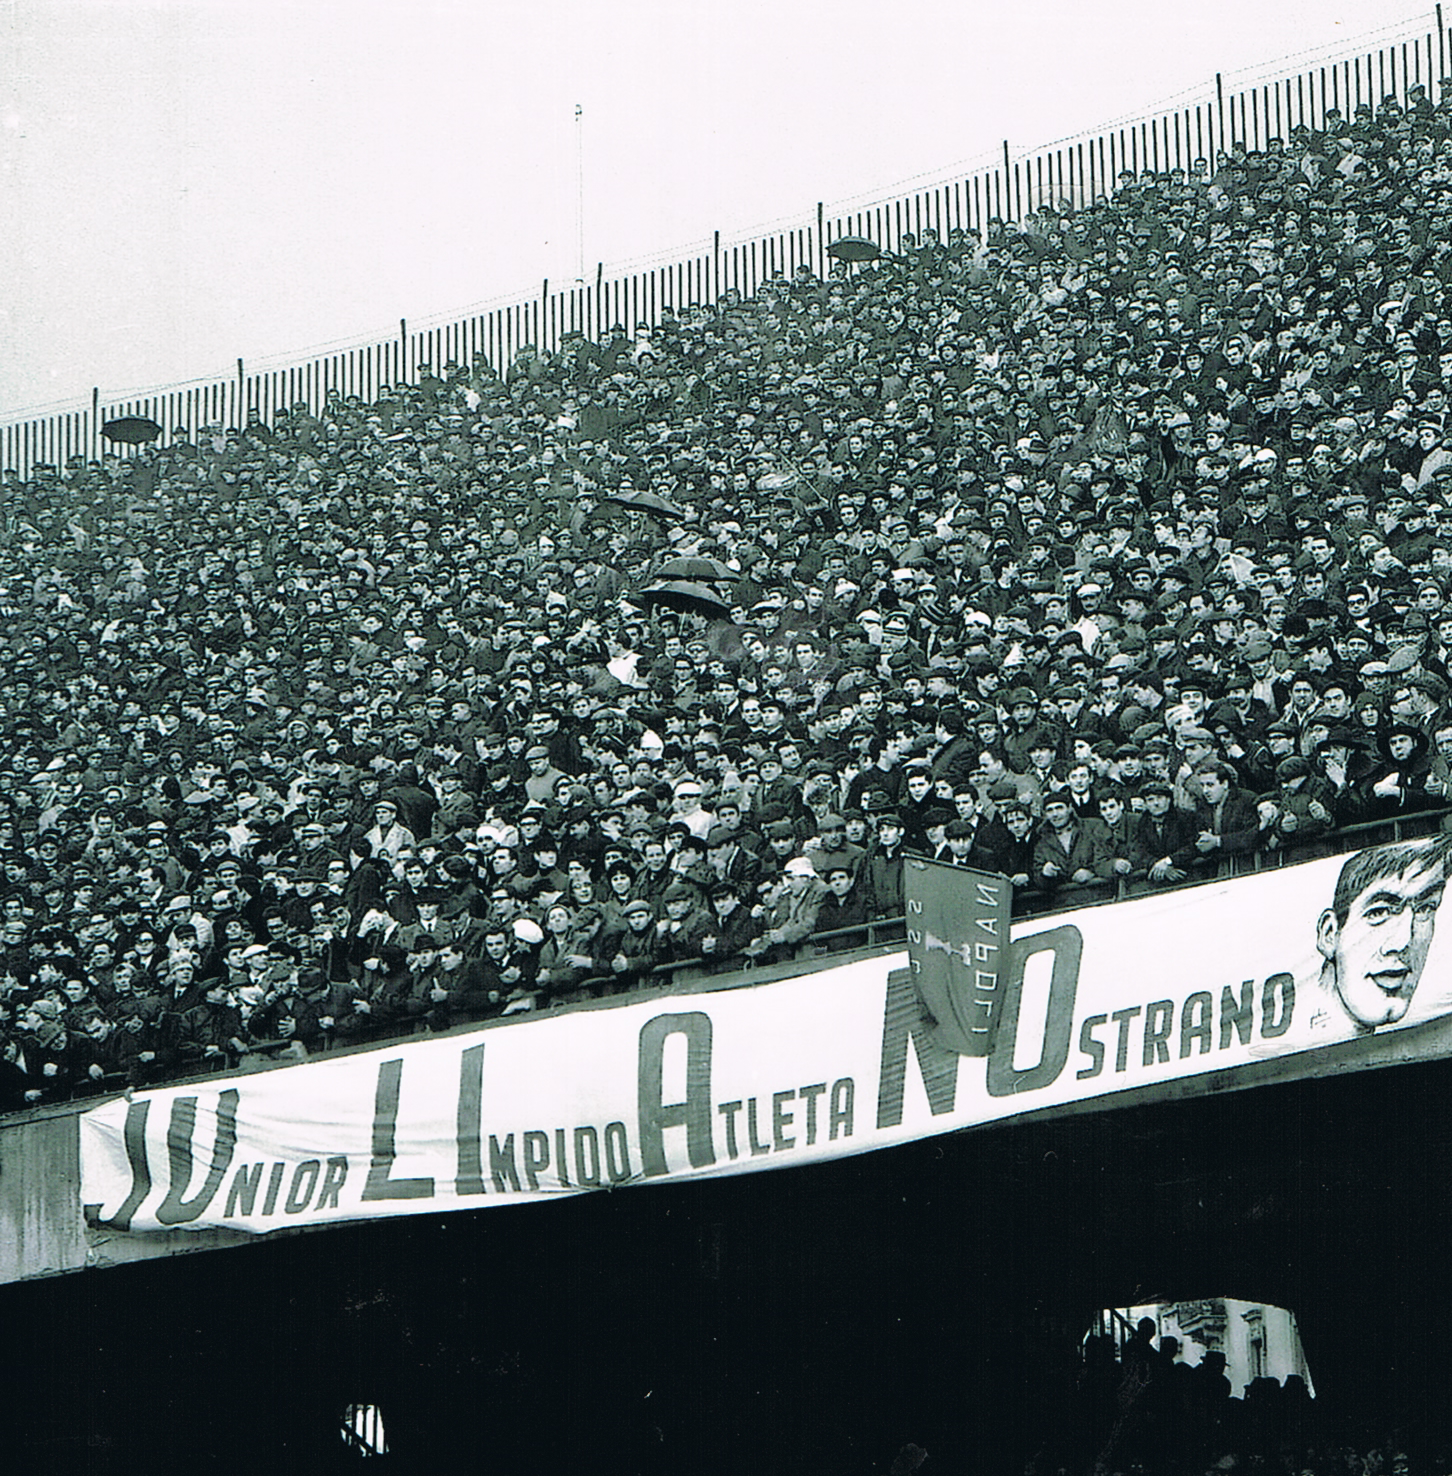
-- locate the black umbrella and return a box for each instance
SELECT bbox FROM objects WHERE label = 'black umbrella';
[636,581,733,619]
[603,488,689,521]
[100,416,163,445]
[652,555,740,583]
[826,235,881,263]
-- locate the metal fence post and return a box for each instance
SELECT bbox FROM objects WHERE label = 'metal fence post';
[1,20,1446,460]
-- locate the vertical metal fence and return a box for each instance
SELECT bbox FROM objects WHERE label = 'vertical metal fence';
[4,14,1448,479]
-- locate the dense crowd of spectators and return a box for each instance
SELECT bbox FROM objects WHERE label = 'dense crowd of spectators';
[1038,1321,1330,1476]
[3,85,1452,1106]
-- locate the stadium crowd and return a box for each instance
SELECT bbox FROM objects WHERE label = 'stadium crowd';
[3,85,1452,1105]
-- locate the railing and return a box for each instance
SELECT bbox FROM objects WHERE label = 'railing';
[1092,1307,1144,1361]
[1009,805,1452,910]
[2,10,1448,478]
[27,802,1452,1116]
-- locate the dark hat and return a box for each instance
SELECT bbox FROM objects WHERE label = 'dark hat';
[1379,724,1430,762]
[1316,725,1365,753]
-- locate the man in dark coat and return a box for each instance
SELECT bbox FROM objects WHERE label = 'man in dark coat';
[1033,794,1113,908]
[863,813,908,919]
[175,979,246,1071]
[700,880,765,969]
[1189,761,1262,874]
[1132,781,1198,889]
[812,865,872,951]
[600,898,662,991]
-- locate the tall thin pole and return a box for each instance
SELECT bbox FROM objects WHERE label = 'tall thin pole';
[574,103,585,286]
[1439,5,1447,97]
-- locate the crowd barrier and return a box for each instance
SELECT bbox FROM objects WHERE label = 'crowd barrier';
[3,10,1448,480]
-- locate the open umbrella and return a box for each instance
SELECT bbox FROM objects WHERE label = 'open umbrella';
[635,581,733,619]
[652,555,740,583]
[826,235,881,263]
[603,488,689,521]
[100,416,163,446]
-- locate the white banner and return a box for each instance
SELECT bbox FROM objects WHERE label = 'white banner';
[80,836,1452,1234]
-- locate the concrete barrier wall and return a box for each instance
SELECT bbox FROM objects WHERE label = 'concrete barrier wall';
[0,1104,252,1285]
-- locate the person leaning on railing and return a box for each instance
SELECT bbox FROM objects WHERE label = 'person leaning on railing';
[1033,794,1114,908]
[861,810,908,920]
[811,864,872,953]
[743,860,826,967]
[1186,762,1262,876]
[469,925,539,1012]
[1255,755,1337,864]
[1129,782,1196,891]
[1359,724,1440,820]
[533,901,604,1003]
[699,879,766,970]
[600,897,663,991]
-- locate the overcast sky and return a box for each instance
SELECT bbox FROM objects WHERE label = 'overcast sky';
[0,0,1432,419]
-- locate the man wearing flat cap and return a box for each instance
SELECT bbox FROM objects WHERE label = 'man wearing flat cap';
[523,744,568,804]
[746,856,826,966]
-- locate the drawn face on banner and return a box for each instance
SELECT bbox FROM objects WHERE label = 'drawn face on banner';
[1317,843,1451,1030]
